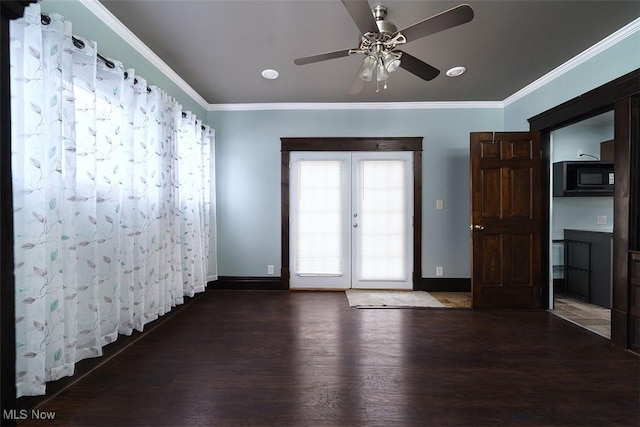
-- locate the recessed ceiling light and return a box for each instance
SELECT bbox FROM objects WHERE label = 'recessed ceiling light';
[446,66,466,77]
[261,69,279,80]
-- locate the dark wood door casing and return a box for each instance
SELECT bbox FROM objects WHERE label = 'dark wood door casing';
[615,94,640,350]
[281,137,423,289]
[629,251,640,353]
[470,132,542,309]
[529,68,639,349]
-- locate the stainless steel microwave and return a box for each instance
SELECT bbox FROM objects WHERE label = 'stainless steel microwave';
[576,165,614,190]
[553,161,614,196]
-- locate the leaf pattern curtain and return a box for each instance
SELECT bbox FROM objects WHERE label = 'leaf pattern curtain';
[10,3,216,397]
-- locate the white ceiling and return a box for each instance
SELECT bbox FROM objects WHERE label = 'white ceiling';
[98,0,640,105]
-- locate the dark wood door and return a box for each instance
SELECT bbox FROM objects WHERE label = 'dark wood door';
[470,132,542,309]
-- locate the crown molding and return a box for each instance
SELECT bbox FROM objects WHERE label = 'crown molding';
[81,0,208,110]
[503,17,640,107]
[211,17,639,112]
[85,0,637,114]
[207,101,503,112]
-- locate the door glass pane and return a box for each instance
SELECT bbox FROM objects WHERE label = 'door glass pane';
[295,160,343,276]
[359,160,406,281]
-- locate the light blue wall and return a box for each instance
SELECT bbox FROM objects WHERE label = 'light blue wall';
[209,108,502,278]
[552,121,613,163]
[210,25,639,280]
[43,0,638,281]
[40,0,207,117]
[551,119,614,242]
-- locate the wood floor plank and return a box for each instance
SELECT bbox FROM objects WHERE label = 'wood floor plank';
[14,290,640,426]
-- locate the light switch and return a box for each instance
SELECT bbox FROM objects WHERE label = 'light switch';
[596,215,607,225]
[436,199,444,210]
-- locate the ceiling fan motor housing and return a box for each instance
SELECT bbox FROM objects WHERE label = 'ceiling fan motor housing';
[372,5,397,35]
[357,5,404,54]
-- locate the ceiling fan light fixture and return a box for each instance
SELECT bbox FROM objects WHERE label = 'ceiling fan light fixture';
[376,62,389,82]
[363,54,377,68]
[358,65,374,81]
[383,51,401,73]
[358,55,377,81]
[445,66,466,77]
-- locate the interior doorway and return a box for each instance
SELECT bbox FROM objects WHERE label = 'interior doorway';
[549,110,614,338]
[289,151,413,290]
[529,69,639,350]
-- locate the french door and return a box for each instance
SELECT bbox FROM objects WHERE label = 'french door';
[289,151,413,290]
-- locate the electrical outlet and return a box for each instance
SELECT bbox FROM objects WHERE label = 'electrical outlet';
[436,199,444,210]
[267,265,275,275]
[596,215,607,225]
[577,149,583,157]
[436,266,443,276]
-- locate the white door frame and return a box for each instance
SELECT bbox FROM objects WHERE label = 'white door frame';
[289,151,413,290]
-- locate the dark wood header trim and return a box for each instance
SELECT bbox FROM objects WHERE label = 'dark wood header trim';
[529,69,640,132]
[281,137,422,152]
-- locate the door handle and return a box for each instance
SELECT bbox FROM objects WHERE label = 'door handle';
[353,223,358,228]
[470,224,485,231]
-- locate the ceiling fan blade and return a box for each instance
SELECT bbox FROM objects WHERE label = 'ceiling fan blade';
[396,50,440,81]
[341,0,378,35]
[399,4,474,43]
[294,49,353,65]
[348,70,365,95]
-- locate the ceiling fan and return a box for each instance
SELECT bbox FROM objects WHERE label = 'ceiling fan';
[294,1,474,94]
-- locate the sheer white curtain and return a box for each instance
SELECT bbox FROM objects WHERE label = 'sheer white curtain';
[10,3,216,397]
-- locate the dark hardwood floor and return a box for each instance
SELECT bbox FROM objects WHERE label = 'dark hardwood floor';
[14,291,640,426]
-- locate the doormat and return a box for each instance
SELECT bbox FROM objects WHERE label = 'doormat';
[345,290,444,308]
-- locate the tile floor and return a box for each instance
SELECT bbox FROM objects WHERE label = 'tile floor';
[430,292,472,308]
[552,296,611,338]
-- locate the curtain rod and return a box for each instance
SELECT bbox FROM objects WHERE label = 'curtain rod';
[40,13,150,93]
[40,14,114,69]
[38,13,206,121]
[180,111,207,131]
